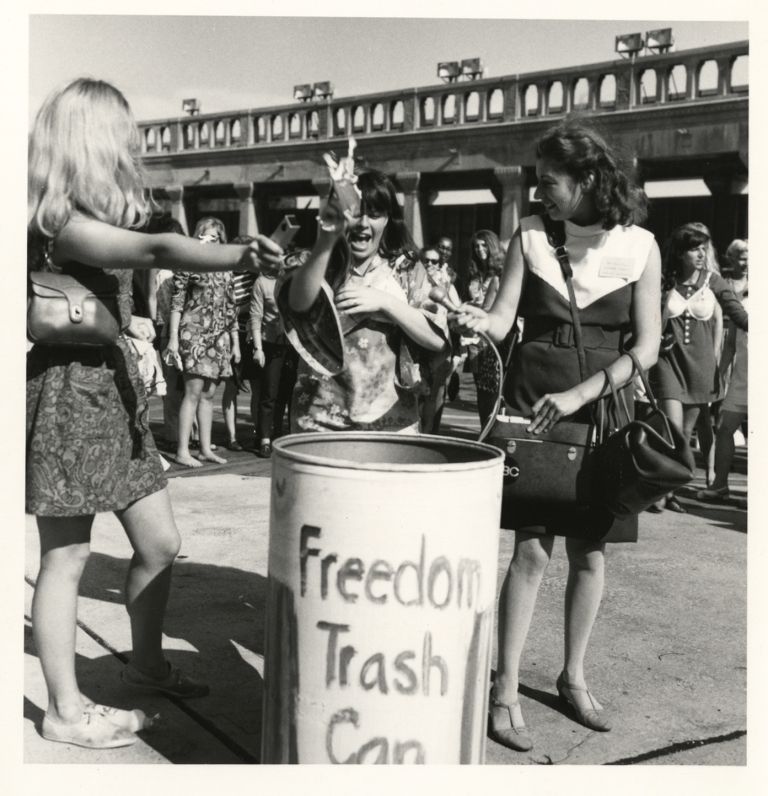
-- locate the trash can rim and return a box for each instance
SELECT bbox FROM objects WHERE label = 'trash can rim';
[272,432,503,473]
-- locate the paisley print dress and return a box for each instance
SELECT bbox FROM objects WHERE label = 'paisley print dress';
[286,255,447,433]
[171,271,237,380]
[26,236,166,516]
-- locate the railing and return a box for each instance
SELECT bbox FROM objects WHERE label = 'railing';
[138,41,748,156]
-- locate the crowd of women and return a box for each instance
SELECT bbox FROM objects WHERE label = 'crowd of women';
[26,77,747,752]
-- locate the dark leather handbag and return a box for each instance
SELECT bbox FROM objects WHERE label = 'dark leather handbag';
[594,350,695,518]
[486,414,597,506]
[27,269,121,347]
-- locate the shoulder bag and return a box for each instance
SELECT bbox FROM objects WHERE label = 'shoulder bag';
[594,350,695,518]
[27,269,121,347]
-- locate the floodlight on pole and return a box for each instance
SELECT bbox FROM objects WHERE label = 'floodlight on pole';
[182,98,200,116]
[293,84,313,102]
[437,61,460,83]
[460,58,485,80]
[312,81,334,100]
[615,33,644,60]
[645,28,674,54]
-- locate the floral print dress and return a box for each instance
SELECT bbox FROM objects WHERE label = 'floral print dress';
[171,271,237,380]
[26,235,166,516]
[287,255,447,433]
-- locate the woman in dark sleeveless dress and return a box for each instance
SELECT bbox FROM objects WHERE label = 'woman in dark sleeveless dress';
[27,78,282,749]
[455,121,661,750]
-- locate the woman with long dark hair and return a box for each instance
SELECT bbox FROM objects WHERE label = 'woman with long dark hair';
[284,169,447,433]
[455,120,661,750]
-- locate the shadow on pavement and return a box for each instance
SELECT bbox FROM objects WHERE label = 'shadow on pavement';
[27,554,270,762]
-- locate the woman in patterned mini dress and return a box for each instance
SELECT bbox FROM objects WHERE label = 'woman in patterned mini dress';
[26,78,281,749]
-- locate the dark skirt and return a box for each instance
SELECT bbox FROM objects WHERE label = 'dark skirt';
[26,338,167,517]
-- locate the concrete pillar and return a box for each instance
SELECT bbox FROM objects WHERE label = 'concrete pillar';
[234,182,259,238]
[165,185,188,235]
[493,166,527,244]
[396,171,424,248]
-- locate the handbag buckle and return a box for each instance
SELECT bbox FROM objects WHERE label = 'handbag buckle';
[71,304,84,323]
[567,446,577,461]
[506,440,517,454]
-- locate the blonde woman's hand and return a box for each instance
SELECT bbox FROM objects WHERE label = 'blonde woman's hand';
[449,303,490,335]
[238,236,284,273]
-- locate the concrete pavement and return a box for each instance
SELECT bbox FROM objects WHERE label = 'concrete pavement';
[22,384,748,767]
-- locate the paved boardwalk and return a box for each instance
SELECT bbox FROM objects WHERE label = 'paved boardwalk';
[22,380,748,768]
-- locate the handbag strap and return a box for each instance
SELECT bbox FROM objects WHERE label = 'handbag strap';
[541,215,588,382]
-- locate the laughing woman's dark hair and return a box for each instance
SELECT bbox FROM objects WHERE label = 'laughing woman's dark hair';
[536,120,648,229]
[357,170,419,260]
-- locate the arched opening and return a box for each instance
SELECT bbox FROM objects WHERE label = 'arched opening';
[144,127,156,152]
[572,78,590,109]
[390,100,404,128]
[667,65,688,100]
[160,126,171,152]
[288,113,302,139]
[523,84,540,116]
[352,105,366,133]
[230,119,241,144]
[464,91,480,121]
[731,54,748,91]
[271,115,284,140]
[183,123,196,149]
[371,103,385,131]
[255,116,267,142]
[548,81,564,113]
[487,88,504,118]
[442,94,457,124]
[697,59,718,96]
[334,107,347,136]
[307,110,320,137]
[198,122,210,146]
[421,96,435,125]
[598,74,617,107]
[639,68,658,103]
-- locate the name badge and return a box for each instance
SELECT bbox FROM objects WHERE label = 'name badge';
[599,257,635,279]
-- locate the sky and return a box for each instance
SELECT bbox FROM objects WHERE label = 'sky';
[28,15,749,123]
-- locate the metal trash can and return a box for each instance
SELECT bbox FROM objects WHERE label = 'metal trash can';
[261,433,503,764]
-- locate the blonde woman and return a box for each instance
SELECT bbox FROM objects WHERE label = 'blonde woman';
[27,78,282,748]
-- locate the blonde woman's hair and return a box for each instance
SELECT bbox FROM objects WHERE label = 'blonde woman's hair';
[28,78,150,237]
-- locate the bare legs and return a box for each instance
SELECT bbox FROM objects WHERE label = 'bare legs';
[563,538,606,691]
[709,409,746,491]
[221,377,239,446]
[494,532,554,703]
[177,375,226,466]
[115,488,181,677]
[32,515,94,723]
[494,532,606,710]
[33,488,181,722]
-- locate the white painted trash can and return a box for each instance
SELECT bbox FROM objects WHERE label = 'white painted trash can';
[261,433,504,764]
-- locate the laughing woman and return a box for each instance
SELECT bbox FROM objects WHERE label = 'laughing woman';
[283,169,448,433]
